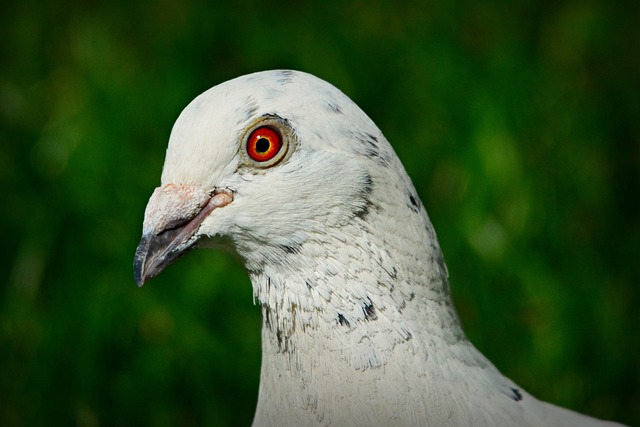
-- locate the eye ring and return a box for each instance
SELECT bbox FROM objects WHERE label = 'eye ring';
[243,118,292,167]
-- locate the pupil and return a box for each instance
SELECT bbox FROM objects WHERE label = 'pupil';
[255,138,270,153]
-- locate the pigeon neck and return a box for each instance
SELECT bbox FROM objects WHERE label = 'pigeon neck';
[243,206,469,362]
[246,220,486,426]
[240,180,496,425]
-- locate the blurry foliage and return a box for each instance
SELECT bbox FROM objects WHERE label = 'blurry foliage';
[1,0,638,425]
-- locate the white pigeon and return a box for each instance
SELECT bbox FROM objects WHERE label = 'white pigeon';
[134,70,625,427]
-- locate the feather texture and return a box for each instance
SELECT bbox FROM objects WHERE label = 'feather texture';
[134,70,625,426]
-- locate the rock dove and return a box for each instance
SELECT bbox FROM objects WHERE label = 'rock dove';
[134,70,625,426]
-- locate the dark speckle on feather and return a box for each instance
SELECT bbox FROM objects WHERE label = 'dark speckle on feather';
[276,328,286,351]
[510,388,523,402]
[337,313,350,327]
[363,299,378,321]
[279,244,300,254]
[325,101,343,114]
[277,70,295,84]
[361,173,374,197]
[408,192,420,213]
[351,131,390,166]
[263,305,272,328]
[354,173,375,221]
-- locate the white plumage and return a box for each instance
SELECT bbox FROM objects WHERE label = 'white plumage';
[134,70,624,426]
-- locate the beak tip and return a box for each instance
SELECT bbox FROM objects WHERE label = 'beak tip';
[134,235,151,287]
[133,230,186,288]
[133,260,146,287]
[134,272,146,287]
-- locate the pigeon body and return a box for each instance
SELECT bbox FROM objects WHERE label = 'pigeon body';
[134,70,624,426]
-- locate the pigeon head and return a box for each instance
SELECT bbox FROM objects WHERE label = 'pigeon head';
[134,70,411,286]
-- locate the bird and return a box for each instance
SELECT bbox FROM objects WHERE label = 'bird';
[133,70,625,426]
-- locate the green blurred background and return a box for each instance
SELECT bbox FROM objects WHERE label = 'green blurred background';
[1,0,638,425]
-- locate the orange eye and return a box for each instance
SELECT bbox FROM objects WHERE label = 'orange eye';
[246,126,283,163]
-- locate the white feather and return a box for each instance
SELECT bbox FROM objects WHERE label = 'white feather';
[143,70,625,426]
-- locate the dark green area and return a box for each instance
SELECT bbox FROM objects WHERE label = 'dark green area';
[1,0,638,426]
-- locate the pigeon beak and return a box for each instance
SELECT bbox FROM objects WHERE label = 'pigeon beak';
[134,186,233,287]
[134,226,195,287]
